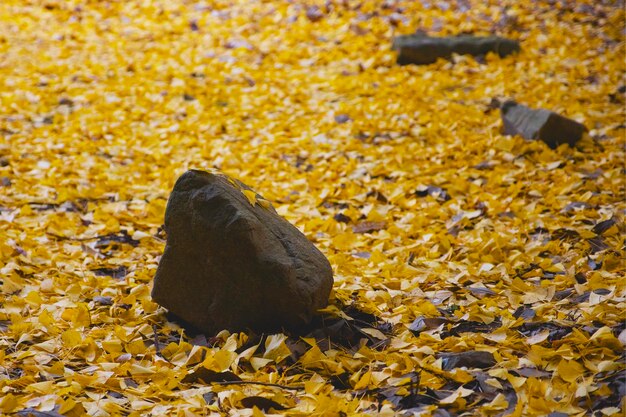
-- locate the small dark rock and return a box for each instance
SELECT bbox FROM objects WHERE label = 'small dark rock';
[152,170,334,334]
[0,177,10,187]
[393,34,520,65]
[500,100,587,148]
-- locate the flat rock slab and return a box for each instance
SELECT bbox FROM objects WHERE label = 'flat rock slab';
[501,100,587,148]
[152,170,334,334]
[393,34,520,65]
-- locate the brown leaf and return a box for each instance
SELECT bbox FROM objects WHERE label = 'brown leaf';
[408,316,449,333]
[333,212,352,223]
[439,351,496,370]
[17,409,64,417]
[353,221,386,234]
[445,318,502,336]
[181,368,242,384]
[306,6,324,22]
[592,218,616,235]
[587,237,610,253]
[92,265,128,279]
[515,367,551,378]
[93,295,113,305]
[240,396,288,411]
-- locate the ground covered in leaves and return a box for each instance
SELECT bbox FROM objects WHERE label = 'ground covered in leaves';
[0,1,624,416]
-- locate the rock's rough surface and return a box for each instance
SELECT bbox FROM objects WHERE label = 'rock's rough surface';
[393,34,520,65]
[500,100,587,148]
[152,170,334,333]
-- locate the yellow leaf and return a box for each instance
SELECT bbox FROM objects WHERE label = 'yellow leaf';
[556,359,585,382]
[25,380,54,394]
[439,387,474,404]
[250,357,273,371]
[600,407,621,416]
[449,369,474,384]
[480,393,509,411]
[73,303,91,328]
[251,406,266,417]
[25,291,43,305]
[129,363,155,375]
[0,393,18,413]
[61,329,83,348]
[258,198,272,210]
[212,349,237,372]
[359,327,386,340]
[125,339,147,355]
[59,398,78,414]
[47,361,65,376]
[590,327,622,349]
[304,374,326,394]
[263,334,290,363]
[300,345,326,368]
[102,340,124,353]
[526,330,550,345]
[242,189,257,206]
[38,309,56,329]
[332,231,358,251]
[353,369,372,390]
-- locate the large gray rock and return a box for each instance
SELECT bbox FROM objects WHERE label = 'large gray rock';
[152,170,333,333]
[500,100,587,149]
[393,34,520,65]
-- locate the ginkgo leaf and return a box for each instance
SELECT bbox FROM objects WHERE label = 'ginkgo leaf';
[242,189,258,206]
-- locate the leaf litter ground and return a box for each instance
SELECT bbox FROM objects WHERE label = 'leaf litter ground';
[0,1,624,416]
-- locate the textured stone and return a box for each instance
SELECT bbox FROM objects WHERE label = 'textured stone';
[393,34,520,65]
[500,100,587,148]
[152,170,333,333]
